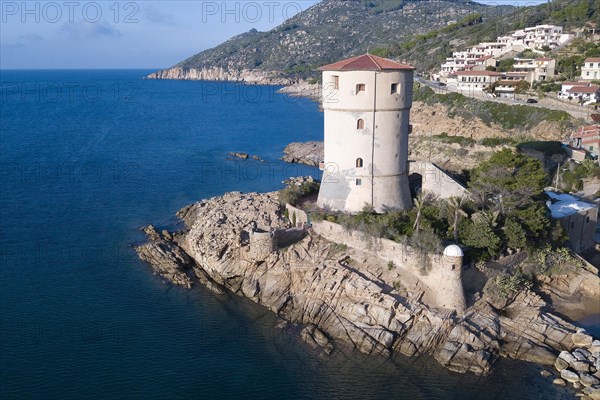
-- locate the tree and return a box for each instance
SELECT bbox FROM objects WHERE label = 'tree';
[503,218,527,251]
[413,192,428,234]
[469,149,547,214]
[462,221,501,258]
[445,196,468,243]
[515,80,530,95]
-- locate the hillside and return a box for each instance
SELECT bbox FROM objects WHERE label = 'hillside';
[149,0,598,82]
[150,0,509,82]
[391,0,600,71]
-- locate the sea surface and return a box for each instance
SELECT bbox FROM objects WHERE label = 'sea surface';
[0,69,579,399]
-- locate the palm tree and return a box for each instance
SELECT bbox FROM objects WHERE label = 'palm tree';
[446,196,468,243]
[413,192,428,234]
[472,210,500,228]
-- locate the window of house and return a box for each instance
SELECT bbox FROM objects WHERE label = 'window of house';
[357,119,365,129]
[356,84,366,94]
[356,179,362,186]
[570,221,575,229]
[586,216,590,223]
[391,83,399,94]
[356,158,363,168]
[332,75,339,90]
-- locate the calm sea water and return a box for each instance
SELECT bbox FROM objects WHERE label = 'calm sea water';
[0,70,576,399]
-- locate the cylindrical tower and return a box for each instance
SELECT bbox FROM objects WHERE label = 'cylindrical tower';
[439,245,466,313]
[316,54,414,213]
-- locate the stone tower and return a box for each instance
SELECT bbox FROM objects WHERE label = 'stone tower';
[316,54,414,213]
[439,244,466,313]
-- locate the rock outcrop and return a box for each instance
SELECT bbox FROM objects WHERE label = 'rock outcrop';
[147,67,291,85]
[135,190,597,378]
[281,142,324,166]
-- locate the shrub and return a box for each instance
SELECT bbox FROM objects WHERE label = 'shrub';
[479,137,516,147]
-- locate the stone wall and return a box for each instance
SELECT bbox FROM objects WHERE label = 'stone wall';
[285,204,310,227]
[313,220,466,312]
[409,161,468,199]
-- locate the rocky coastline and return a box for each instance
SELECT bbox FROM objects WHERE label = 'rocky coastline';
[146,67,293,85]
[135,189,600,395]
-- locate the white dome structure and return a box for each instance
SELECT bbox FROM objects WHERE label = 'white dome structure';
[443,244,464,258]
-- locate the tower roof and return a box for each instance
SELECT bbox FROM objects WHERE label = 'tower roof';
[319,54,414,71]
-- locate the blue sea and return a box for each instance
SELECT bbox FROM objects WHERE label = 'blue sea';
[0,70,577,399]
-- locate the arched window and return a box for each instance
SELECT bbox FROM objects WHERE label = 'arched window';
[357,119,364,129]
[356,158,363,168]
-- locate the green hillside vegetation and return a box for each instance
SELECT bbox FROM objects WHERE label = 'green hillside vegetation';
[413,85,574,131]
[381,0,600,72]
[160,0,598,80]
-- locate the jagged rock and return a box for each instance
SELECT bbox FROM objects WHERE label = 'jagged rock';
[581,373,600,387]
[591,340,600,353]
[561,368,580,383]
[583,385,600,400]
[554,378,566,386]
[281,142,324,166]
[573,333,594,348]
[574,361,591,373]
[576,349,593,360]
[301,324,334,355]
[555,357,570,371]
[560,350,579,366]
[135,190,589,377]
[228,152,249,160]
[541,370,552,377]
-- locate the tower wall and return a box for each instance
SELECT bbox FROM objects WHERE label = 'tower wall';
[317,69,413,212]
[438,254,467,313]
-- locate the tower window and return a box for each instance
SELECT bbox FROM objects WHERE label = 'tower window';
[356,158,364,168]
[356,179,362,186]
[391,83,399,94]
[357,119,365,129]
[332,75,339,90]
[356,84,366,94]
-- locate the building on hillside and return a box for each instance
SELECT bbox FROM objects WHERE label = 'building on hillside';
[566,85,600,104]
[581,58,600,81]
[512,58,557,83]
[450,70,504,93]
[522,25,567,49]
[546,191,598,253]
[570,125,600,159]
[317,54,414,213]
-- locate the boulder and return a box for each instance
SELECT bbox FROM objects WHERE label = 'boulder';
[561,368,580,383]
[555,357,569,371]
[581,373,600,387]
[553,378,566,386]
[583,385,600,400]
[574,361,592,373]
[573,333,594,348]
[560,350,578,366]
[575,349,593,360]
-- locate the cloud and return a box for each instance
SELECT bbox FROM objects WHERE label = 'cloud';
[60,20,121,38]
[143,6,175,25]
[1,33,44,50]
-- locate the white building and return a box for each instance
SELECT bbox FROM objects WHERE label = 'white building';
[512,58,557,83]
[581,58,600,81]
[566,85,600,104]
[317,54,414,213]
[452,70,504,92]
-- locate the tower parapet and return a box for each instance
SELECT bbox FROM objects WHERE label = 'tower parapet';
[316,54,415,213]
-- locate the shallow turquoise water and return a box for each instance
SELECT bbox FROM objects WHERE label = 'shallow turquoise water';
[0,70,576,399]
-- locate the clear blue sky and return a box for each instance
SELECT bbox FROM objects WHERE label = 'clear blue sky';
[0,1,548,69]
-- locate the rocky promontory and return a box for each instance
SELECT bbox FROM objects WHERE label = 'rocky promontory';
[135,190,600,381]
[147,67,291,85]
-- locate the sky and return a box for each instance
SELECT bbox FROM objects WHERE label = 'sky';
[0,1,548,69]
